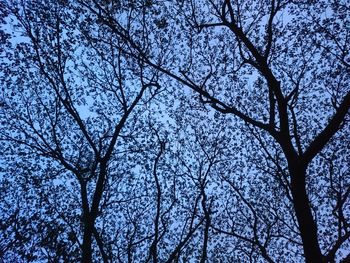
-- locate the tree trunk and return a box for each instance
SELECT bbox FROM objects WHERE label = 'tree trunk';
[289,164,323,263]
[81,217,94,263]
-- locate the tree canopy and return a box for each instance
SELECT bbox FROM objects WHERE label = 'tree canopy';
[0,0,349,262]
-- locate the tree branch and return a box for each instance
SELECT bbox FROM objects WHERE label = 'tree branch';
[303,91,350,164]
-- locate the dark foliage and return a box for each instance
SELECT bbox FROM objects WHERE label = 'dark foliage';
[0,1,349,262]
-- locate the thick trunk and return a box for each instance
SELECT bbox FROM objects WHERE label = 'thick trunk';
[290,165,323,263]
[81,218,94,263]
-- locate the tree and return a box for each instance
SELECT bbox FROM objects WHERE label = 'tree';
[0,0,161,261]
[81,0,350,262]
[1,2,212,262]
[1,0,349,262]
